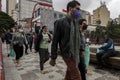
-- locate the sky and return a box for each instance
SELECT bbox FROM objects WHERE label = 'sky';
[1,0,120,19]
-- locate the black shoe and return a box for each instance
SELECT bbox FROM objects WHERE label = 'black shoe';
[7,54,10,57]
[25,52,29,55]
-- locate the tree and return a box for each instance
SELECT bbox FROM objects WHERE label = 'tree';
[107,20,120,39]
[0,11,15,33]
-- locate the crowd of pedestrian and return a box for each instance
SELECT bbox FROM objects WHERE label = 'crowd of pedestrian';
[0,0,117,80]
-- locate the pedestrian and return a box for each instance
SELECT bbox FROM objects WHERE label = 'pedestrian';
[5,29,13,56]
[1,33,5,43]
[12,29,26,67]
[95,36,100,45]
[96,35,116,69]
[36,26,51,74]
[78,19,88,80]
[33,33,38,53]
[27,33,33,52]
[49,1,82,80]
[23,33,29,54]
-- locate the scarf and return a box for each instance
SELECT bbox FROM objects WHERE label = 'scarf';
[69,19,81,64]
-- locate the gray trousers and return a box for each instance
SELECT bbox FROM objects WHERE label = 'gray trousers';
[39,48,49,70]
[96,49,115,65]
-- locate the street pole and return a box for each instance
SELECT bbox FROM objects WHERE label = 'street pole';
[18,0,21,27]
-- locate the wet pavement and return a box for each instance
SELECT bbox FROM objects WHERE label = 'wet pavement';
[2,43,120,80]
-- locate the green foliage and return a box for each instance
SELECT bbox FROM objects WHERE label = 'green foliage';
[0,11,15,33]
[89,20,120,39]
[107,22,120,39]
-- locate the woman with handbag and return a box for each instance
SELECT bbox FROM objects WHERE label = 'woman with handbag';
[12,29,26,67]
[36,26,51,74]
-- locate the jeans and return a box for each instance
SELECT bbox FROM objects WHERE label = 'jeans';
[78,57,86,80]
[39,48,49,70]
[96,50,115,66]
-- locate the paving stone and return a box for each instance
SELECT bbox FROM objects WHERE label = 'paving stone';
[21,72,39,80]
[107,77,118,80]
[17,68,24,71]
[94,69,106,75]
[2,43,120,80]
[48,75,55,79]
[32,69,40,73]
[95,76,106,80]
[55,69,65,76]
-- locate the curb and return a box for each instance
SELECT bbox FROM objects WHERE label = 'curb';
[0,39,4,80]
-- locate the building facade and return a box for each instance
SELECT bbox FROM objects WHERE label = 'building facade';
[118,15,120,24]
[32,0,54,32]
[93,2,110,26]
[6,0,16,17]
[54,11,65,21]
[18,0,39,32]
[90,15,94,25]
[11,9,18,21]
[18,0,53,32]
[19,0,53,20]
[85,11,91,25]
[19,0,37,20]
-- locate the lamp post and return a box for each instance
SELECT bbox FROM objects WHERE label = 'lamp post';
[18,0,21,27]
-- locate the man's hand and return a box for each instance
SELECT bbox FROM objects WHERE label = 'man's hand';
[49,59,56,66]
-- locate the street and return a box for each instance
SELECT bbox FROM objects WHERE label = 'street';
[2,43,120,80]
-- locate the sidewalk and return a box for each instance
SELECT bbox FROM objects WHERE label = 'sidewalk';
[2,43,120,80]
[2,43,22,80]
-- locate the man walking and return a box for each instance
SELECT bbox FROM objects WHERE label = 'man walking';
[49,1,82,80]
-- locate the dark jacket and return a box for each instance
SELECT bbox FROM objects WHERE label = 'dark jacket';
[36,32,51,51]
[100,38,114,51]
[80,32,86,51]
[51,16,75,60]
[5,33,12,44]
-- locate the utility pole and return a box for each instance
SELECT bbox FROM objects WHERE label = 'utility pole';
[18,0,21,26]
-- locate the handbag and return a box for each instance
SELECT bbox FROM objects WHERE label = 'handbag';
[84,45,90,68]
[96,49,104,54]
[9,48,15,57]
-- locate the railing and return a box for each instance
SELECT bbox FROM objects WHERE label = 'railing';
[0,39,4,80]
